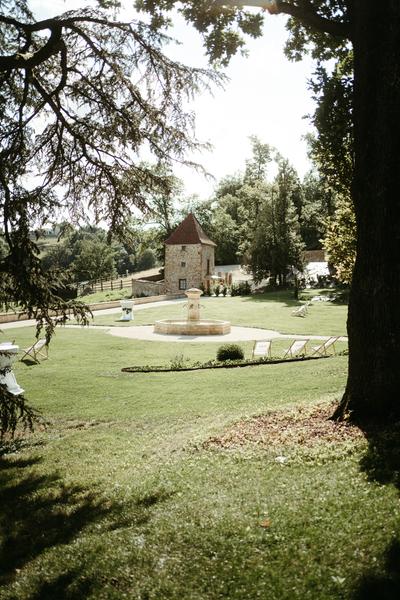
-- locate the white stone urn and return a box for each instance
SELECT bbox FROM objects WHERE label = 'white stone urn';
[0,342,24,395]
[120,299,135,321]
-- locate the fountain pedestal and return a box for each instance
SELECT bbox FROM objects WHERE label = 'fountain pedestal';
[186,288,202,321]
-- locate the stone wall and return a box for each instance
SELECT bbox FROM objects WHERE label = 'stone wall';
[164,243,216,294]
[132,279,166,297]
[165,244,201,294]
[201,245,215,279]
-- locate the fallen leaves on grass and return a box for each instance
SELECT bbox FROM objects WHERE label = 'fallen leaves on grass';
[259,518,271,528]
[203,402,365,451]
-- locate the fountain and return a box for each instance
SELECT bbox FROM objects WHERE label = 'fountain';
[154,288,231,335]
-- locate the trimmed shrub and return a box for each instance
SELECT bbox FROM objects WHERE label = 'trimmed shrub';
[216,343,244,362]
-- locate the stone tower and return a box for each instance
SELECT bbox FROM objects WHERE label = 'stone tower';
[164,213,216,294]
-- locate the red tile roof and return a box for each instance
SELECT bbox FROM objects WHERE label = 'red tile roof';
[165,213,216,246]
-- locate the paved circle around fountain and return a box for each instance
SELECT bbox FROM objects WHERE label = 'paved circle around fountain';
[106,325,330,343]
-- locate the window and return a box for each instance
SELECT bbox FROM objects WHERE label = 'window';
[207,259,210,275]
[181,245,186,251]
[179,279,187,290]
[181,261,186,267]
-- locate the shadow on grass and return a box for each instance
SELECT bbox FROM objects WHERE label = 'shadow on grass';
[352,423,400,598]
[0,453,176,598]
[19,358,41,367]
[0,455,176,600]
[27,570,94,600]
[353,539,400,600]
[0,455,108,594]
[241,291,299,307]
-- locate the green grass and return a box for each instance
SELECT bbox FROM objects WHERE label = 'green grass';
[89,291,348,337]
[1,294,399,599]
[80,287,133,304]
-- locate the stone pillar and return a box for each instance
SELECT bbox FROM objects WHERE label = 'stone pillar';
[185,288,203,321]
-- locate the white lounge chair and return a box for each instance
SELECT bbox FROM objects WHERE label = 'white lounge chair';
[291,303,309,317]
[252,340,272,359]
[20,338,49,363]
[283,339,308,358]
[311,336,339,357]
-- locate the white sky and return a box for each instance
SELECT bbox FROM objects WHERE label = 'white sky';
[30,1,317,200]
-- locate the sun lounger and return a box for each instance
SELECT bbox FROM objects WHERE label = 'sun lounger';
[20,338,49,363]
[283,339,308,358]
[291,303,309,317]
[311,336,339,357]
[252,340,272,359]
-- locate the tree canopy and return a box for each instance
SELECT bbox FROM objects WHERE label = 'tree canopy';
[0,0,219,336]
[0,0,219,435]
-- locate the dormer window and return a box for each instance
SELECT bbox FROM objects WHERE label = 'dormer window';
[181,245,186,251]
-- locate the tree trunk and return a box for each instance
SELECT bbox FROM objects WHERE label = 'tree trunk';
[334,2,400,422]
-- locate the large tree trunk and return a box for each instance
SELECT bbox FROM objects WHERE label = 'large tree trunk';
[334,2,400,422]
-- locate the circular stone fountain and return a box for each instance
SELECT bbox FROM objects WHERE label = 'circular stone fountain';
[154,288,231,335]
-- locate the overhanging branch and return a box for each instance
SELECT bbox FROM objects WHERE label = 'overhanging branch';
[213,1,351,40]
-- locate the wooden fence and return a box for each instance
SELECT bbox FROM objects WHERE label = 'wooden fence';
[77,276,165,297]
[77,277,134,296]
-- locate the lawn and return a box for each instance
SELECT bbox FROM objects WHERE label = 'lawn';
[1,293,399,600]
[89,291,348,337]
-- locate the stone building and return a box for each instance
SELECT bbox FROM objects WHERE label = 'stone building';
[164,213,216,294]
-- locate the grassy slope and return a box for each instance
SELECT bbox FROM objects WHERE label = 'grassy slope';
[1,294,399,600]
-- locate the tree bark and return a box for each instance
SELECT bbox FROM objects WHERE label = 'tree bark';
[334,1,400,422]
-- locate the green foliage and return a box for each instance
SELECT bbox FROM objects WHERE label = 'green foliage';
[136,0,265,65]
[300,170,335,249]
[136,248,157,272]
[72,238,117,282]
[323,195,356,284]
[248,158,304,283]
[169,353,190,369]
[230,281,252,296]
[217,343,244,362]
[244,136,273,183]
[307,54,354,197]
[0,383,40,439]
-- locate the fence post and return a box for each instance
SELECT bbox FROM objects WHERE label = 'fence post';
[120,279,123,290]
[111,278,113,291]
[101,280,103,292]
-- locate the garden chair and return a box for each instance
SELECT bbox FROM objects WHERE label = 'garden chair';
[311,336,339,357]
[283,339,308,359]
[291,303,308,317]
[252,340,272,359]
[20,338,49,363]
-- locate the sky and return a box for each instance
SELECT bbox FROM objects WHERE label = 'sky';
[30,1,317,200]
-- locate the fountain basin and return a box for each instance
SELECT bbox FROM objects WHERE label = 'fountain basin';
[154,319,231,335]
